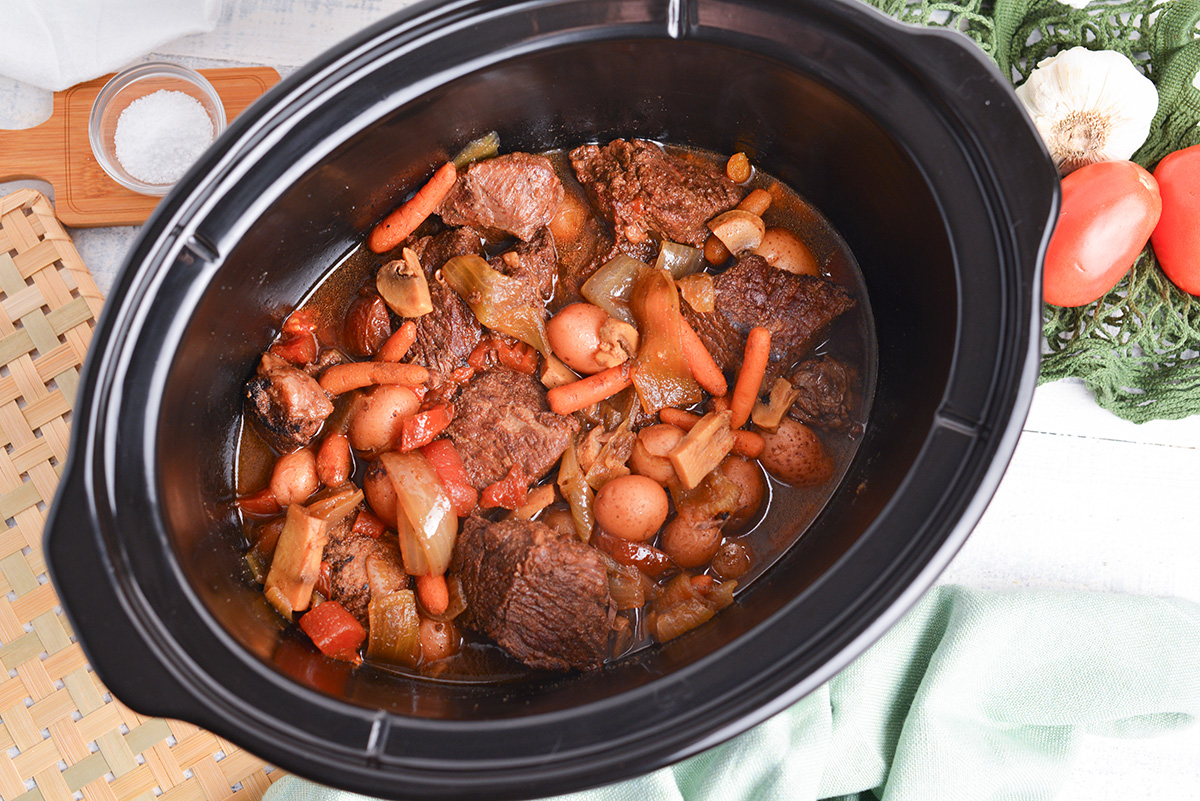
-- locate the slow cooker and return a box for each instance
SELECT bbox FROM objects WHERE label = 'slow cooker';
[46,0,1058,797]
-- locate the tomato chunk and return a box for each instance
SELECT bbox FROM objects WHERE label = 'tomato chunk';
[300,600,366,662]
[400,403,454,452]
[420,439,478,516]
[480,464,530,510]
[270,309,319,364]
[351,508,387,539]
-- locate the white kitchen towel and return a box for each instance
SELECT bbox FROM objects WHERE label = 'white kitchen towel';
[0,0,222,91]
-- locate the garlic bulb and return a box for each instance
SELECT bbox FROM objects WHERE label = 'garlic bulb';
[1016,47,1159,175]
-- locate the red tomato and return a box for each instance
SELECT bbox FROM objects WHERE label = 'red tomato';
[419,439,478,516]
[1151,143,1200,296]
[1043,161,1161,307]
[299,600,366,661]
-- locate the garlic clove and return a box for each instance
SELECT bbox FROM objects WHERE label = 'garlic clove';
[1015,47,1159,175]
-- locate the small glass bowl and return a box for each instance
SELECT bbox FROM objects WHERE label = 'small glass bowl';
[89,62,227,196]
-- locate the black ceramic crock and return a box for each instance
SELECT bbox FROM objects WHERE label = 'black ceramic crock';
[45,0,1058,798]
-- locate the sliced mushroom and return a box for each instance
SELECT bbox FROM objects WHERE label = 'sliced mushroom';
[377,247,433,318]
[751,377,802,432]
[707,209,766,255]
[755,227,820,276]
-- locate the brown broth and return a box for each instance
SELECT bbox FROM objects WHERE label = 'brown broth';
[237,143,876,683]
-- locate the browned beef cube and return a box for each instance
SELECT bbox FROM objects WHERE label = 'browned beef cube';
[570,139,742,247]
[406,228,487,386]
[322,520,408,625]
[787,356,859,432]
[683,255,856,383]
[453,517,611,671]
[438,153,565,242]
[552,185,617,307]
[245,353,334,450]
[446,367,578,490]
[489,226,558,302]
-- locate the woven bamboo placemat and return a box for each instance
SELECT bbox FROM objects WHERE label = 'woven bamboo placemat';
[0,189,284,801]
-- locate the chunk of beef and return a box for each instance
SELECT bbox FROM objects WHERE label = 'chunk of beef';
[453,517,611,671]
[489,226,558,302]
[323,521,408,625]
[446,368,578,490]
[554,213,615,307]
[410,226,484,273]
[787,356,858,432]
[406,228,487,386]
[438,153,565,241]
[570,139,742,248]
[683,255,856,383]
[245,353,334,450]
[549,179,618,307]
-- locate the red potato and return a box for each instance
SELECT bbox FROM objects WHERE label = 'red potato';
[549,188,589,243]
[546,302,637,375]
[363,459,398,525]
[717,455,767,532]
[270,449,319,506]
[348,385,420,453]
[594,475,669,542]
[630,424,686,485]
[342,291,392,357]
[758,418,833,486]
[418,617,460,662]
[547,303,610,374]
[659,514,723,568]
[711,538,752,579]
[1151,143,1200,296]
[1043,160,1161,307]
[539,506,577,539]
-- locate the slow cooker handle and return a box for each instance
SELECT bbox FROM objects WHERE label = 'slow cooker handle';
[45,468,204,723]
[899,26,1061,282]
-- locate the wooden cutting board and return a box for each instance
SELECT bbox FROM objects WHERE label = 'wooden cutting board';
[0,67,280,228]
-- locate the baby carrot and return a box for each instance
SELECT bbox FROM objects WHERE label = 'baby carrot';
[415,573,450,617]
[730,327,770,428]
[659,407,701,430]
[547,365,632,416]
[316,432,352,485]
[368,162,457,254]
[733,429,765,458]
[680,319,728,396]
[318,361,429,395]
[378,321,418,362]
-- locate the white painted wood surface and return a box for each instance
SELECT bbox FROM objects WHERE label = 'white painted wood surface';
[2,1,1198,797]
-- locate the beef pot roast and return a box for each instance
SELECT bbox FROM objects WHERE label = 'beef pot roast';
[438,152,565,241]
[570,139,742,248]
[447,367,578,490]
[453,516,611,671]
[406,227,487,386]
[323,520,409,625]
[787,356,859,432]
[245,353,334,451]
[684,254,857,382]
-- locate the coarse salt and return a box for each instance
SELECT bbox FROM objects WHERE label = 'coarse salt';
[114,89,215,185]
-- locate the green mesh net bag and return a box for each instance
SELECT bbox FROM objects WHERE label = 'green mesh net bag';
[859,0,1200,423]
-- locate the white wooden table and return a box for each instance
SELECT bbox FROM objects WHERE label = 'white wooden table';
[2,1,1198,797]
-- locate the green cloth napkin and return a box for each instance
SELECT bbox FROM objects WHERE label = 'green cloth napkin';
[263,586,1200,801]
